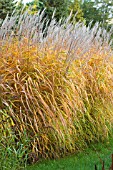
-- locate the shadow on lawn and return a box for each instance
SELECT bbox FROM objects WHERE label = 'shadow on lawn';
[95,154,113,170]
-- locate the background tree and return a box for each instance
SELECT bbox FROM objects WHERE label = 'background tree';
[94,0,113,27]
[38,0,70,22]
[0,0,16,20]
[82,0,113,27]
[69,0,84,24]
[82,0,101,26]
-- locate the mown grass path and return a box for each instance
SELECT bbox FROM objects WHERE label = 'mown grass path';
[26,138,113,170]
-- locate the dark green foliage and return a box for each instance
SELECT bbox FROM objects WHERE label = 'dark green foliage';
[82,0,101,26]
[94,0,113,27]
[82,0,113,27]
[0,0,16,20]
[38,0,69,21]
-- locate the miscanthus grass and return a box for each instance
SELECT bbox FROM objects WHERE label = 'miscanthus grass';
[0,10,113,168]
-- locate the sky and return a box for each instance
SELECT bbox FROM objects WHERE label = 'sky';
[23,0,33,4]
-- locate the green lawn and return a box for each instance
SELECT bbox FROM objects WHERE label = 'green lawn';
[26,138,113,170]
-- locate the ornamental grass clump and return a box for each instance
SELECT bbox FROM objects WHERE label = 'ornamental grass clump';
[0,11,113,164]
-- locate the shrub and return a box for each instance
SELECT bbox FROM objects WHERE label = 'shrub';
[0,11,113,167]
